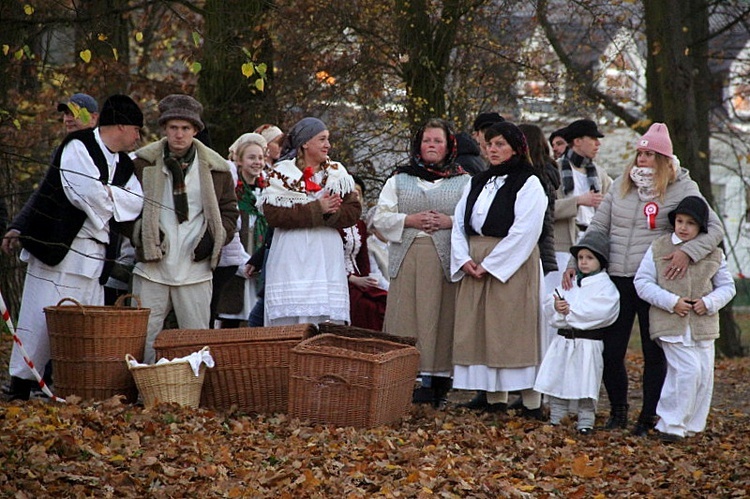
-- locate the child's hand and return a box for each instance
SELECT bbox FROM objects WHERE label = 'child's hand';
[554,296,569,315]
[691,298,708,316]
[673,297,693,317]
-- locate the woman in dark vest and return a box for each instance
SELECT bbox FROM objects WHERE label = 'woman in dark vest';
[450,121,548,418]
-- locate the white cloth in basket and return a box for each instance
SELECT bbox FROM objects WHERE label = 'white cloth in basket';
[128,349,214,376]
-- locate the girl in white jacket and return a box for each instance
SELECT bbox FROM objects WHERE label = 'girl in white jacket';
[535,230,620,434]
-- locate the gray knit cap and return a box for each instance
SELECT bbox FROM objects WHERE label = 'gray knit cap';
[570,230,610,269]
[157,94,204,131]
[278,117,327,161]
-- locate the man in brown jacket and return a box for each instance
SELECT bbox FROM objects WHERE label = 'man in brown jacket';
[129,94,238,363]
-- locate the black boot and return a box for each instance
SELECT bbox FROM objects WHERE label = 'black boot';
[632,414,658,437]
[7,377,36,401]
[431,376,452,409]
[603,404,629,430]
[412,375,435,404]
[458,390,489,410]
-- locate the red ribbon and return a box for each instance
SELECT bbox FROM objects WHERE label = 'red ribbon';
[302,167,322,192]
[644,202,659,230]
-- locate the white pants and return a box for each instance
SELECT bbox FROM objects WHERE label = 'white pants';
[655,339,715,437]
[132,276,212,364]
[10,257,103,380]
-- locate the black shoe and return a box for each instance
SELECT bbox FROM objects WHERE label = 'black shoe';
[1,382,12,395]
[631,416,658,437]
[485,402,508,414]
[603,404,629,430]
[412,386,435,405]
[657,431,684,443]
[6,377,36,401]
[520,406,547,421]
[431,376,452,409]
[458,391,489,410]
[578,427,594,436]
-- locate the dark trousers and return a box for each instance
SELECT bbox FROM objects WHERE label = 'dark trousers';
[603,276,667,421]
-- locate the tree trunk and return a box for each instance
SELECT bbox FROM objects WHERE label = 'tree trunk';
[395,0,462,132]
[644,0,742,357]
[199,0,277,155]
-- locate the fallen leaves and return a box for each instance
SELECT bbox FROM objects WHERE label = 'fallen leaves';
[0,354,749,496]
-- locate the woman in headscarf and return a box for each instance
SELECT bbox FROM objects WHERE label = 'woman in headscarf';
[259,117,361,326]
[450,121,548,419]
[372,118,470,408]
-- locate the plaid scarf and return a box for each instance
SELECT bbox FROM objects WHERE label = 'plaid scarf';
[163,144,196,223]
[561,149,600,195]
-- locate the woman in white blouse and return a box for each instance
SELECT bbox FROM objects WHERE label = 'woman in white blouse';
[450,121,548,418]
[372,118,470,408]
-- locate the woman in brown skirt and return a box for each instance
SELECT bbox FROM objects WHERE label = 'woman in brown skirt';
[372,118,470,408]
[450,121,548,418]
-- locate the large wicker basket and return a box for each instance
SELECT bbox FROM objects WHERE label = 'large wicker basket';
[288,334,420,428]
[153,324,313,413]
[314,322,417,346]
[45,295,150,402]
[126,347,209,409]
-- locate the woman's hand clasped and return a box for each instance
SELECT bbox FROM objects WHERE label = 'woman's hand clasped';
[405,210,451,234]
[319,192,343,214]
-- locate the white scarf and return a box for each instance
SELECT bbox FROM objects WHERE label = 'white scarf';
[629,166,657,201]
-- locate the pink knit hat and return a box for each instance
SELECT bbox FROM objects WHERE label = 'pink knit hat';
[636,123,673,157]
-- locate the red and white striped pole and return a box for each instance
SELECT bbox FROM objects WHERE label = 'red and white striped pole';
[0,290,65,403]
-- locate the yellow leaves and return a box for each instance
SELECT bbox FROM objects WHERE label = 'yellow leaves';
[135,31,143,43]
[109,454,126,463]
[98,33,108,42]
[112,47,119,61]
[571,454,603,478]
[190,61,202,73]
[14,48,24,60]
[192,31,202,47]
[242,62,255,78]
[2,45,8,55]
[3,406,23,418]
[79,49,92,63]
[23,4,34,15]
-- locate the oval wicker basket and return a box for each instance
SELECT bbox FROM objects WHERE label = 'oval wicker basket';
[126,347,209,408]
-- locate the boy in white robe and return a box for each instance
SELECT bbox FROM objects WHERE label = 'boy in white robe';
[534,230,620,434]
[634,196,735,442]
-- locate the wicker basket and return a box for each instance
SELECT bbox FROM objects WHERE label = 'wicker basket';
[45,295,150,402]
[314,323,417,346]
[153,324,313,413]
[288,334,420,428]
[126,347,209,409]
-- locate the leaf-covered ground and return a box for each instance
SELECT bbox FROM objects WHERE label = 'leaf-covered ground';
[1,333,749,497]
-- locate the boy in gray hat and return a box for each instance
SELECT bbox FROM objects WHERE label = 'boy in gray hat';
[129,94,238,363]
[634,196,735,442]
[534,230,620,435]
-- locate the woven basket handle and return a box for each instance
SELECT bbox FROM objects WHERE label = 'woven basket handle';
[115,293,142,308]
[317,374,350,386]
[56,297,84,308]
[124,353,138,370]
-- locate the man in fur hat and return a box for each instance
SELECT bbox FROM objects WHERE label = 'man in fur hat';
[2,94,145,400]
[129,94,238,363]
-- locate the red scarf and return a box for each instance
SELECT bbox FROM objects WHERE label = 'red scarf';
[302,167,322,192]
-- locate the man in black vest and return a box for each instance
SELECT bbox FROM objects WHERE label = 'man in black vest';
[1,94,144,401]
